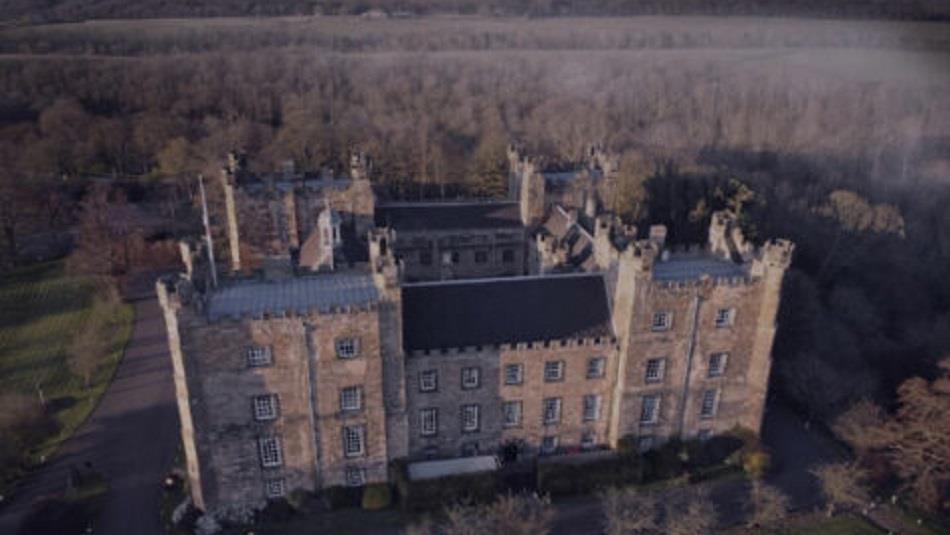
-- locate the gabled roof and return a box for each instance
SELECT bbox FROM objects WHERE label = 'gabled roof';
[401,273,613,351]
[375,202,522,232]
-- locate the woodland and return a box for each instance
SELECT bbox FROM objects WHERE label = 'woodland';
[0,14,948,513]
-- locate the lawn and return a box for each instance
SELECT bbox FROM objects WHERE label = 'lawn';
[0,262,134,490]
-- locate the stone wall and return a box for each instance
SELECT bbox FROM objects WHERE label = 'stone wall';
[404,338,618,459]
[394,228,527,282]
[307,308,390,487]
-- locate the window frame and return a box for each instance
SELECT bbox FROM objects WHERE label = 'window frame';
[586,357,606,379]
[335,337,360,359]
[640,394,661,424]
[714,307,735,328]
[504,363,524,385]
[461,404,480,433]
[345,466,366,487]
[644,358,666,384]
[263,478,286,499]
[543,361,565,383]
[420,408,438,437]
[502,400,523,428]
[339,386,362,412]
[342,425,366,458]
[651,311,672,332]
[252,393,279,421]
[707,352,728,378]
[541,435,559,454]
[419,250,433,266]
[700,389,719,419]
[419,369,438,392]
[461,367,481,390]
[246,346,273,368]
[501,249,515,263]
[638,435,655,453]
[474,250,489,264]
[258,436,284,468]
[542,397,562,425]
[583,394,601,422]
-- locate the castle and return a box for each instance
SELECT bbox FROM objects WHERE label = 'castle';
[157,147,793,511]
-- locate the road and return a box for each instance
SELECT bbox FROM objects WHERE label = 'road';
[0,296,179,535]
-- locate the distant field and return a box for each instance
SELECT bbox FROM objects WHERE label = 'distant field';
[1,15,949,57]
[0,263,133,470]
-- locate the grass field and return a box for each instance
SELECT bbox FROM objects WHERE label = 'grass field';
[0,262,133,487]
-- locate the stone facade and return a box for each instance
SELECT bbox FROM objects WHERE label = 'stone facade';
[159,151,792,514]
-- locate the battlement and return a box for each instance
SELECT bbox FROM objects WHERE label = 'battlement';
[407,334,618,358]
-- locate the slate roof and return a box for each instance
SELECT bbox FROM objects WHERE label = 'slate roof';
[652,253,747,282]
[207,273,378,320]
[402,273,614,351]
[375,202,522,232]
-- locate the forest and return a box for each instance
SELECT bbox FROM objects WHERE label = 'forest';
[0,14,948,513]
[2,0,949,24]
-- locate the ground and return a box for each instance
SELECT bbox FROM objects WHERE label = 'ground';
[0,274,179,535]
[0,262,133,493]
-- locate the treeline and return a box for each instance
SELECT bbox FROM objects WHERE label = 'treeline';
[2,0,949,24]
[4,16,950,57]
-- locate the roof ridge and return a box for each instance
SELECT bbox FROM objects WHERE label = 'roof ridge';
[402,271,604,288]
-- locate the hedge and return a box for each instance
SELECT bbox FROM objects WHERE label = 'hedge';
[537,455,643,497]
[391,461,500,512]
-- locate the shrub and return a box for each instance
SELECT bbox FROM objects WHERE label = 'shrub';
[742,448,772,478]
[395,469,499,512]
[321,485,363,510]
[641,440,686,482]
[257,498,296,523]
[362,483,392,510]
[537,456,641,497]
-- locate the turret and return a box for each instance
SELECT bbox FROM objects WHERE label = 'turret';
[369,227,401,294]
[708,210,752,262]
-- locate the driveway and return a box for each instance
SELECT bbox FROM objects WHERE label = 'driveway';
[0,295,179,535]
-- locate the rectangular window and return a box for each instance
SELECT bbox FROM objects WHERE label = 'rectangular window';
[504,363,524,385]
[583,394,601,422]
[708,353,728,378]
[638,435,655,453]
[541,435,559,454]
[451,251,460,264]
[651,311,672,331]
[586,357,606,379]
[543,397,562,425]
[419,370,438,392]
[264,478,286,498]
[258,436,283,468]
[420,408,438,436]
[461,404,480,432]
[698,429,712,441]
[715,308,735,328]
[343,425,365,458]
[700,389,719,419]
[420,250,433,266]
[581,431,596,449]
[252,394,279,421]
[336,338,359,359]
[475,250,489,264]
[503,401,522,428]
[246,346,273,367]
[345,466,365,487]
[340,386,362,412]
[502,249,515,263]
[645,358,666,384]
[544,361,564,382]
[461,367,481,390]
[640,395,660,424]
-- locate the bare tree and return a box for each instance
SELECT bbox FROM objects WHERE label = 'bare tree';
[746,479,790,528]
[665,488,718,535]
[408,493,554,535]
[600,486,660,535]
[811,462,870,516]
